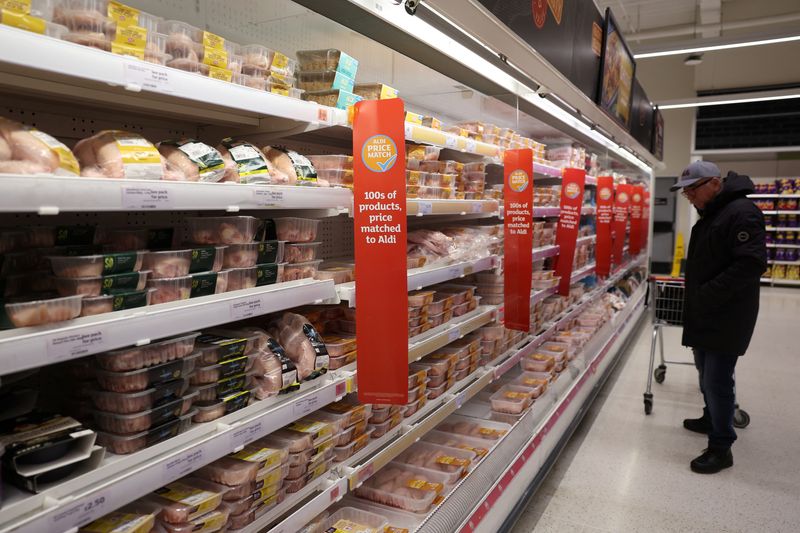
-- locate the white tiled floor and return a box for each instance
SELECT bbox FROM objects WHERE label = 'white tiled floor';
[510,287,800,533]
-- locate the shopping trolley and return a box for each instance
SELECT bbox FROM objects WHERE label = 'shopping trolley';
[643,276,750,428]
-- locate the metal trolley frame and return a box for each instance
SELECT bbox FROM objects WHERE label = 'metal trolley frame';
[643,276,750,428]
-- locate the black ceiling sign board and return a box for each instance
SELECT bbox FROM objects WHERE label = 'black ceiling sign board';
[596,7,636,129]
[653,108,665,161]
[629,79,654,150]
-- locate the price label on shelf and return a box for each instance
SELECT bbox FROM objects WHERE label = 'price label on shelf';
[51,493,108,530]
[445,135,458,149]
[122,186,173,209]
[124,62,174,94]
[230,297,263,321]
[471,201,484,213]
[417,201,433,215]
[448,327,461,342]
[253,188,284,207]
[293,394,321,417]
[229,421,263,450]
[163,446,206,482]
[466,139,478,153]
[404,123,414,139]
[47,329,107,361]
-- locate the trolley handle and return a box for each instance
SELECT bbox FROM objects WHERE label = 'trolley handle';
[649,275,685,282]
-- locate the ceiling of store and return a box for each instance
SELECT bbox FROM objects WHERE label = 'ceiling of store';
[596,0,800,48]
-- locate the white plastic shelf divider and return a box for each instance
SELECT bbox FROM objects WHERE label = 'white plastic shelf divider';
[408,305,497,362]
[749,194,800,199]
[576,235,597,246]
[407,199,501,217]
[766,227,800,232]
[0,25,347,128]
[404,123,502,158]
[533,164,562,178]
[767,243,800,249]
[532,245,559,261]
[765,278,800,286]
[0,279,335,375]
[570,262,596,283]
[762,211,778,215]
[768,260,800,265]
[0,176,354,214]
[533,207,560,217]
[0,373,352,533]
[336,255,499,304]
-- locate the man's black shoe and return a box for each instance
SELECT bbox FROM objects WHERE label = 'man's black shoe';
[690,448,733,474]
[683,416,712,434]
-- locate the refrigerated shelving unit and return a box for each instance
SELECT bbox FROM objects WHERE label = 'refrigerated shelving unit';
[0,1,656,532]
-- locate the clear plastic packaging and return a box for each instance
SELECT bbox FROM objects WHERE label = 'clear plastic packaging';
[423,430,491,459]
[428,293,454,315]
[521,353,555,373]
[49,251,146,277]
[187,216,260,245]
[408,290,435,307]
[91,377,191,413]
[322,332,357,358]
[188,245,226,274]
[284,242,321,264]
[422,172,456,188]
[315,262,355,284]
[368,405,400,425]
[435,284,476,306]
[510,373,548,398]
[95,353,199,392]
[322,399,370,427]
[261,428,314,453]
[55,271,150,297]
[283,260,321,281]
[92,391,196,433]
[426,381,448,399]
[322,507,388,533]
[296,49,357,76]
[353,461,448,513]
[437,414,510,440]
[190,354,256,385]
[97,410,194,454]
[395,441,474,481]
[143,250,193,279]
[147,275,192,304]
[192,389,253,422]
[222,243,260,269]
[307,155,353,171]
[332,427,373,462]
[96,332,200,372]
[226,266,257,291]
[196,450,287,487]
[368,412,401,438]
[157,506,230,533]
[5,294,83,327]
[268,217,320,242]
[148,476,228,523]
[297,69,355,92]
[490,385,533,414]
[428,309,453,328]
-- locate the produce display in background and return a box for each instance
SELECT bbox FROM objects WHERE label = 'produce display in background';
[753,178,800,195]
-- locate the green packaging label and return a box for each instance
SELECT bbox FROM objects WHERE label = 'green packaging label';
[190,247,219,273]
[262,220,278,241]
[221,138,270,180]
[255,263,280,286]
[257,240,281,263]
[161,139,225,178]
[223,389,251,413]
[102,252,138,274]
[147,228,175,250]
[109,289,149,310]
[101,271,142,294]
[55,225,95,246]
[191,272,218,298]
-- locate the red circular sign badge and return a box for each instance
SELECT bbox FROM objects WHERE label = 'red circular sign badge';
[532,0,547,29]
[599,187,613,201]
[618,192,629,203]
[509,169,530,192]
[633,193,642,203]
[565,182,581,199]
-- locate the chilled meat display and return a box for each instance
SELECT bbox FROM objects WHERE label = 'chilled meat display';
[157,139,226,182]
[216,138,288,184]
[267,312,329,380]
[0,116,80,175]
[73,130,173,180]
[262,146,322,185]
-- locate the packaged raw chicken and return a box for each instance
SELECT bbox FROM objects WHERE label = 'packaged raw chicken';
[188,246,227,273]
[251,338,300,399]
[283,259,321,281]
[284,242,321,264]
[394,441,474,482]
[255,428,313,454]
[196,446,286,486]
[186,216,260,245]
[95,353,199,392]
[97,410,194,454]
[158,505,230,533]
[353,462,447,513]
[437,414,510,440]
[423,430,491,459]
[78,500,161,533]
[147,275,192,304]
[74,130,169,180]
[267,312,329,380]
[55,270,150,297]
[264,217,319,242]
[190,354,256,385]
[191,372,253,403]
[95,332,200,372]
[148,478,228,523]
[307,154,352,171]
[156,139,226,182]
[0,116,80,175]
[143,250,192,279]
[192,388,253,422]
[91,391,196,433]
[91,377,191,413]
[321,507,388,533]
[261,146,317,186]
[5,294,83,327]
[49,250,146,277]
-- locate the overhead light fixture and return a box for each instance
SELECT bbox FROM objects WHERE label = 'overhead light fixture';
[657,88,800,109]
[634,33,800,59]
[684,53,703,66]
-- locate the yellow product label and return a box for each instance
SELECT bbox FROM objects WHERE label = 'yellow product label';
[457,444,488,457]
[271,51,289,71]
[202,31,225,50]
[253,480,281,502]
[378,84,398,99]
[478,427,507,439]
[0,0,28,13]
[436,455,470,467]
[405,112,424,125]
[114,24,146,49]
[111,42,145,60]
[407,479,444,493]
[311,462,327,479]
[1,10,44,33]
[107,1,139,26]
[190,509,227,532]
[290,420,333,440]
[26,130,80,176]
[331,519,369,533]
[270,72,291,86]
[433,495,445,505]
[156,483,219,517]
[406,170,422,185]
[207,66,232,82]
[112,132,161,165]
[385,527,410,533]
[81,512,153,533]
[203,47,229,68]
[504,391,529,400]
[522,378,545,387]
[257,465,283,487]
[270,86,289,96]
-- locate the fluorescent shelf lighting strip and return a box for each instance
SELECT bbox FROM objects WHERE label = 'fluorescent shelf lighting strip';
[657,88,800,110]
[635,34,800,59]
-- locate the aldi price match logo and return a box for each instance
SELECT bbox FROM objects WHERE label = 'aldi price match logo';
[633,192,642,203]
[509,169,530,192]
[564,181,581,199]
[599,186,613,201]
[617,191,629,203]
[361,135,398,172]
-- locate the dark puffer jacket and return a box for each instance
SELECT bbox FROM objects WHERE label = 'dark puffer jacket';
[682,172,767,356]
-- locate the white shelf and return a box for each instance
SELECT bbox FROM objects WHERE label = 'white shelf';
[576,234,597,246]
[407,199,500,217]
[0,176,353,214]
[0,26,346,130]
[404,123,501,158]
[0,279,335,375]
[767,243,800,249]
[408,305,497,363]
[0,373,353,533]
[336,256,499,304]
[532,245,559,261]
[766,227,800,232]
[749,194,800,199]
[585,175,598,186]
[761,210,800,215]
[762,278,800,286]
[768,260,800,265]
[570,262,597,283]
[533,163,563,178]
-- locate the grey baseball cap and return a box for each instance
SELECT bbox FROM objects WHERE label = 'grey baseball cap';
[670,161,721,191]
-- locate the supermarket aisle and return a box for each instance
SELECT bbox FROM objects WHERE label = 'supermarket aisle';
[511,287,800,533]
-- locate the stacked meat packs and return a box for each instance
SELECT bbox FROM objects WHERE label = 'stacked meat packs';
[267,312,329,381]
[407,225,501,268]
[0,117,80,176]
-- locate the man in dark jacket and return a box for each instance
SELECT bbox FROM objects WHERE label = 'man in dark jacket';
[670,161,766,474]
